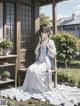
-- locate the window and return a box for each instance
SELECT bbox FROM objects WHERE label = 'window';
[77,25,80,29]
[6,2,16,42]
[0,3,3,39]
[20,4,32,49]
[63,25,75,30]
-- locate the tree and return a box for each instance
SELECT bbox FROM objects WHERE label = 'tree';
[52,32,78,68]
[40,13,50,25]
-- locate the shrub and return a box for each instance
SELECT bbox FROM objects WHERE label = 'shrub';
[52,32,78,68]
[57,70,76,85]
[78,79,80,85]
[77,39,80,52]
[57,71,69,82]
[68,74,75,84]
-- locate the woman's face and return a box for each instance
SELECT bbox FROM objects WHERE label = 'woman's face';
[41,32,48,41]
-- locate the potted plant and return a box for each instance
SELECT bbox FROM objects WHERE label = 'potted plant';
[2,71,11,81]
[0,40,14,55]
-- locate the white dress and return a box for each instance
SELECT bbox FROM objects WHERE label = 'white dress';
[0,39,80,106]
[22,39,56,93]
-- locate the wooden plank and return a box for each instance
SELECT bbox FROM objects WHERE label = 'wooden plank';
[19,68,28,72]
[0,63,15,67]
[15,55,18,87]
[0,54,17,87]
[0,55,17,59]
[0,79,14,84]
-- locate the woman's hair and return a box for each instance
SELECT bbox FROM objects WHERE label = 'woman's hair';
[39,24,51,35]
[38,24,51,43]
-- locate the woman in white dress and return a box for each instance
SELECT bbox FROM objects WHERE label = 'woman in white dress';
[1,25,80,106]
[22,25,57,93]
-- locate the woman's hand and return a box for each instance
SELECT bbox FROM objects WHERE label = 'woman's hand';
[38,40,42,47]
[47,44,51,50]
[37,43,41,49]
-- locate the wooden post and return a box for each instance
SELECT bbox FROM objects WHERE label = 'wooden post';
[52,0,57,88]
[16,0,21,70]
[54,57,57,88]
[16,0,21,86]
[34,2,40,48]
[52,0,57,34]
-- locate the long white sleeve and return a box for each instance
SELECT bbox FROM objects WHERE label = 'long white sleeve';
[35,43,41,60]
[47,40,57,58]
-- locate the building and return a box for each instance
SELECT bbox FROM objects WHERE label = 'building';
[58,14,80,38]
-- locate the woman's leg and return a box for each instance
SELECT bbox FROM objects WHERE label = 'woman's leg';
[22,63,49,93]
[22,63,38,91]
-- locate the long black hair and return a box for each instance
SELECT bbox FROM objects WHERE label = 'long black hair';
[39,24,51,34]
[39,24,51,43]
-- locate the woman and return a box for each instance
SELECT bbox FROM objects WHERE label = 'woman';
[1,26,80,105]
[22,25,57,93]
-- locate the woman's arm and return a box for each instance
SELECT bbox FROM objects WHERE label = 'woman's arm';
[35,37,42,60]
[35,43,41,55]
[35,36,42,55]
[47,40,57,58]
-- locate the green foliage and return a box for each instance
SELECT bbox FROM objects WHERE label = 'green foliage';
[52,32,78,63]
[57,70,76,84]
[68,74,75,84]
[78,79,80,85]
[57,71,69,82]
[40,13,50,25]
[2,71,11,78]
[58,68,80,84]
[77,39,80,52]
[0,40,14,48]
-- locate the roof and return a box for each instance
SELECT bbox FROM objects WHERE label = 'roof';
[39,0,67,6]
[58,14,80,26]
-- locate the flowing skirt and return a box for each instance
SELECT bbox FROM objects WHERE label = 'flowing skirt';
[22,60,52,93]
[0,59,80,106]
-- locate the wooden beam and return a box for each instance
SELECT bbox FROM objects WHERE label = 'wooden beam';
[52,0,57,88]
[16,0,21,70]
[52,0,57,34]
[34,2,40,48]
[54,57,57,88]
[39,0,64,6]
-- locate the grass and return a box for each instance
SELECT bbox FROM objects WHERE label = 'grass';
[57,60,80,68]
[70,60,80,64]
[57,68,80,84]
[0,97,54,106]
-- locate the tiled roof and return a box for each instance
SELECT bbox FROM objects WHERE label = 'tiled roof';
[58,14,80,26]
